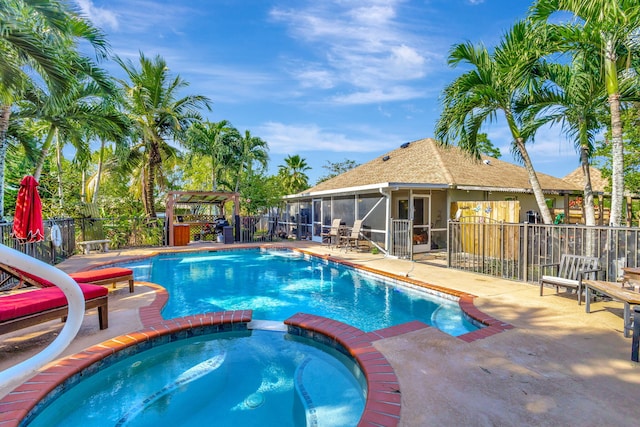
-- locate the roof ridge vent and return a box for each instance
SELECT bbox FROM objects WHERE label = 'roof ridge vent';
[382,155,390,161]
[400,142,410,148]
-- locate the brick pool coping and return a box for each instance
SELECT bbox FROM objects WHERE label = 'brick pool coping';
[294,247,515,342]
[0,244,513,426]
[1,310,406,427]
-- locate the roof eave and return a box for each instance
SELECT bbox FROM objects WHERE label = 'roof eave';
[283,182,450,199]
[456,185,583,195]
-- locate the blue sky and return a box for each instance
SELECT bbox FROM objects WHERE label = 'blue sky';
[78,0,583,185]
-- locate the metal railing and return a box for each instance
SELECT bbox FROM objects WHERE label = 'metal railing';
[0,218,75,264]
[390,219,412,259]
[448,217,640,283]
[77,217,166,249]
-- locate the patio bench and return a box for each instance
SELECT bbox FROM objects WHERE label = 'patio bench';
[77,239,110,255]
[539,254,601,304]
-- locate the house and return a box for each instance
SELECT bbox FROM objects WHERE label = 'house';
[562,166,638,226]
[282,138,582,256]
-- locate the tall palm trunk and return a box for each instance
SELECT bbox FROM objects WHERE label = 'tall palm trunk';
[81,169,87,203]
[211,157,217,191]
[608,93,624,226]
[55,129,64,209]
[0,105,11,219]
[144,140,160,218]
[144,164,156,218]
[33,125,56,181]
[92,138,106,204]
[579,147,598,256]
[515,137,553,224]
[578,119,596,227]
[506,112,553,223]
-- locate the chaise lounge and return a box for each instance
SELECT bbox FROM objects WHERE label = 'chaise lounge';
[0,262,135,335]
[1,264,135,293]
[0,283,108,335]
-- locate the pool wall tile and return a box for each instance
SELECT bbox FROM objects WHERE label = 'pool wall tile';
[285,313,401,427]
[0,310,254,427]
[295,247,514,342]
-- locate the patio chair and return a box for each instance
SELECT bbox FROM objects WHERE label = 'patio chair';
[0,283,109,335]
[340,219,365,251]
[321,218,342,248]
[0,263,135,293]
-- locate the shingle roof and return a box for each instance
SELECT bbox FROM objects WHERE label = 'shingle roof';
[298,138,581,195]
[563,167,609,193]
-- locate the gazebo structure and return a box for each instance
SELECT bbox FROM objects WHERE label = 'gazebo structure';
[165,191,240,246]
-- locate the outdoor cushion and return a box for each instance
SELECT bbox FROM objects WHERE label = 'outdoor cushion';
[70,267,133,283]
[0,284,107,322]
[540,275,579,287]
[3,265,133,289]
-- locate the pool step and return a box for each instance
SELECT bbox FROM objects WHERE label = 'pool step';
[294,356,365,426]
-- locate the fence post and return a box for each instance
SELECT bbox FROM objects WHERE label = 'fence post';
[632,306,640,362]
[522,223,529,283]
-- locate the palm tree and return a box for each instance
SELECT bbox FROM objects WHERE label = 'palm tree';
[519,56,607,226]
[435,21,554,223]
[185,120,240,190]
[115,52,211,218]
[530,0,640,225]
[232,130,269,193]
[0,0,109,217]
[12,78,127,208]
[278,154,311,194]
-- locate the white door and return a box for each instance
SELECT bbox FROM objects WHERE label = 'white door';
[412,196,430,253]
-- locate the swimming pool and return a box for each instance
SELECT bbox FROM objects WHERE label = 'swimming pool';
[123,248,479,336]
[25,324,367,427]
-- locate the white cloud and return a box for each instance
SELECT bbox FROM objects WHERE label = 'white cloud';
[257,122,392,154]
[269,1,440,103]
[84,0,193,37]
[75,0,119,30]
[467,0,485,5]
[332,85,425,105]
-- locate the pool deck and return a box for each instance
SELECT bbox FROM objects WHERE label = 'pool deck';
[1,241,639,425]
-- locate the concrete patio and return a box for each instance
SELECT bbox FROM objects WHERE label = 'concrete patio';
[1,241,638,426]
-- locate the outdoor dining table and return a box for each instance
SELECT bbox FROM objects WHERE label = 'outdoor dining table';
[583,279,640,338]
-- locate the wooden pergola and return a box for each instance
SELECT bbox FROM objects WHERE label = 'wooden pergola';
[165,191,240,246]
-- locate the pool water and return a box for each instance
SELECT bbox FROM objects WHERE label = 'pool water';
[125,249,479,335]
[27,330,366,427]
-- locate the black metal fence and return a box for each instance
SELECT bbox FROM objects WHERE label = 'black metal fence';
[76,217,166,248]
[0,218,75,265]
[448,217,640,283]
[0,213,290,275]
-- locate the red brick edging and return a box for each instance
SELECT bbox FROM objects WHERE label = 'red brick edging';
[294,248,514,342]
[1,310,404,427]
[75,244,514,341]
[0,310,252,427]
[286,313,403,427]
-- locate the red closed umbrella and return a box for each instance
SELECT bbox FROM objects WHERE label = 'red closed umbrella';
[12,175,45,243]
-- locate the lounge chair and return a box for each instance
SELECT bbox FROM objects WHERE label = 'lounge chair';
[340,220,365,251]
[321,218,342,248]
[1,264,135,293]
[0,283,109,334]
